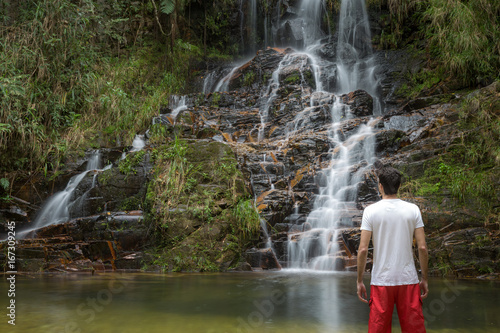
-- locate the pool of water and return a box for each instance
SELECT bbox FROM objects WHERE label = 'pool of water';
[1,271,498,332]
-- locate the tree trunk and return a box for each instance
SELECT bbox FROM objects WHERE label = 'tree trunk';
[204,4,207,58]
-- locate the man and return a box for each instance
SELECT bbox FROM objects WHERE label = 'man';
[357,163,429,333]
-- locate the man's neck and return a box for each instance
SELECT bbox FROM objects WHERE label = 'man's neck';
[382,194,398,200]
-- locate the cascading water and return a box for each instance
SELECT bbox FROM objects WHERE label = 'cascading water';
[26,151,105,235]
[287,113,376,270]
[20,136,147,238]
[214,66,239,92]
[241,0,257,55]
[202,72,218,94]
[299,0,329,48]
[286,0,379,270]
[130,134,146,152]
[170,95,188,119]
[336,0,381,114]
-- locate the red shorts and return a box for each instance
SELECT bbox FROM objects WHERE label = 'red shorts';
[369,284,425,333]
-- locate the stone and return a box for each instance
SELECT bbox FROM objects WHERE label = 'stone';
[340,90,373,117]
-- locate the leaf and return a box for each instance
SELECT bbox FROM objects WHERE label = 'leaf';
[270,152,278,163]
[269,126,279,137]
[222,133,233,142]
[257,203,268,212]
[160,0,175,15]
[0,178,9,191]
[256,190,274,205]
[290,173,303,189]
[165,116,174,125]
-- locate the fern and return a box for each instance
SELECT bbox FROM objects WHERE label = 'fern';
[160,0,175,15]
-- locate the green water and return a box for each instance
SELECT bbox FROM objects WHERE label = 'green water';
[0,271,498,332]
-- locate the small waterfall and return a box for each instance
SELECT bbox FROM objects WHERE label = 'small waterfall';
[20,135,146,238]
[170,95,187,119]
[202,72,218,94]
[130,134,146,152]
[86,150,101,170]
[29,151,104,232]
[214,66,239,92]
[299,0,329,48]
[336,0,381,113]
[258,55,288,141]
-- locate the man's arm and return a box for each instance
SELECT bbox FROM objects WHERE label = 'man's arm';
[415,227,429,298]
[357,230,371,303]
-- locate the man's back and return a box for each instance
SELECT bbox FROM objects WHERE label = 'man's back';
[361,199,424,286]
[357,164,428,332]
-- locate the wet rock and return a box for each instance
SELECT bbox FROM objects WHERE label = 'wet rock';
[402,94,455,111]
[340,90,373,117]
[276,19,304,49]
[245,247,281,270]
[315,41,337,60]
[375,129,408,156]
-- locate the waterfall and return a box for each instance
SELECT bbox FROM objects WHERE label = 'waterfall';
[258,54,292,141]
[215,66,238,92]
[29,151,104,232]
[286,0,378,270]
[336,0,381,113]
[287,104,376,270]
[299,0,329,48]
[170,95,187,119]
[130,134,146,152]
[240,0,258,55]
[202,71,217,94]
[19,135,146,239]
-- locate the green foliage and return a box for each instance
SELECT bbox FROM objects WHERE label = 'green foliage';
[423,0,500,85]
[119,196,143,211]
[373,0,499,86]
[211,92,222,107]
[458,86,500,166]
[233,199,261,238]
[160,0,175,15]
[284,74,301,85]
[119,150,146,176]
[396,60,443,98]
[0,0,205,174]
[400,85,499,216]
[242,71,256,87]
[0,178,9,191]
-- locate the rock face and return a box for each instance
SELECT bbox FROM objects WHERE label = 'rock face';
[1,36,498,276]
[0,212,149,272]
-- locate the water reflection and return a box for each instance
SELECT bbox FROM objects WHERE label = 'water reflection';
[0,272,498,332]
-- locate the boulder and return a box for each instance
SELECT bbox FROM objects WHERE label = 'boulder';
[340,90,373,117]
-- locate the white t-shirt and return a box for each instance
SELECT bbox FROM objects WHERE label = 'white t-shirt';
[360,199,424,286]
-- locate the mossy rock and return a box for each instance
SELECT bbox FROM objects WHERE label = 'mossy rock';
[145,139,257,272]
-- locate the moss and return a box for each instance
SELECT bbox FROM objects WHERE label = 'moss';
[211,92,221,107]
[242,71,256,87]
[118,150,146,176]
[284,73,300,85]
[144,139,254,272]
[119,196,143,211]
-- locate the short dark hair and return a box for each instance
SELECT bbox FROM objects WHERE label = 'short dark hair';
[375,165,401,195]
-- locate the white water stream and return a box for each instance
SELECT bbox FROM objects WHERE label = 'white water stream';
[19,135,146,239]
[286,0,379,270]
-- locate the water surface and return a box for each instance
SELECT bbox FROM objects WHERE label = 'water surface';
[1,271,498,332]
